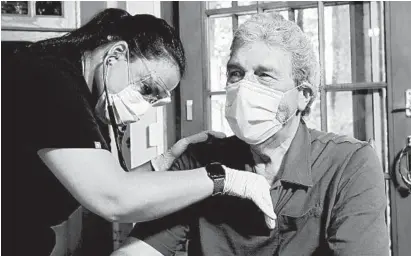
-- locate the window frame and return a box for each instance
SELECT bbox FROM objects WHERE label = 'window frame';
[1,1,79,31]
[203,1,387,133]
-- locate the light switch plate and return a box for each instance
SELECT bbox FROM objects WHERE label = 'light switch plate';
[186,100,193,121]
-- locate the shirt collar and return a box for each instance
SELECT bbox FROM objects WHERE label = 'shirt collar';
[276,121,314,188]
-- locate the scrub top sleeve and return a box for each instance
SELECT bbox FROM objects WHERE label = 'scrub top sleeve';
[12,55,107,151]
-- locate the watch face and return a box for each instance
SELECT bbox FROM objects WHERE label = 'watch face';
[208,163,225,178]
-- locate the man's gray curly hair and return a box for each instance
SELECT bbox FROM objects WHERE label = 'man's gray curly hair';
[230,12,320,116]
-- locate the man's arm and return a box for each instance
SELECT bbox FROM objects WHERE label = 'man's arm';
[109,198,191,256]
[111,237,164,256]
[327,145,390,256]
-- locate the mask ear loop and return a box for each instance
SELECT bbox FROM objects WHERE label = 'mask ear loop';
[103,54,129,171]
[279,83,307,125]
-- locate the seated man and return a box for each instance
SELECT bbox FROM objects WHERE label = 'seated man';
[112,13,389,256]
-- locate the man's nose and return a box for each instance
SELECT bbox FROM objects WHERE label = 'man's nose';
[243,72,259,82]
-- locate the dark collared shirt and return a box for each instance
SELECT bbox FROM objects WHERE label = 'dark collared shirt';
[130,122,389,256]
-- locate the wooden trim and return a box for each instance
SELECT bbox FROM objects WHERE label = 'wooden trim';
[179,2,207,137]
[288,8,296,21]
[161,1,179,146]
[323,82,387,91]
[205,1,317,16]
[318,1,327,132]
[209,91,227,96]
[205,1,351,17]
[201,2,212,130]
[385,3,398,255]
[385,2,411,256]
[208,82,387,96]
[1,26,74,32]
[206,5,260,17]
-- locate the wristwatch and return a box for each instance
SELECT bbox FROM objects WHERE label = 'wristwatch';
[205,162,226,196]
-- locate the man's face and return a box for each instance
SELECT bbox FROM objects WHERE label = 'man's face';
[227,41,295,90]
[227,42,302,144]
[226,40,300,120]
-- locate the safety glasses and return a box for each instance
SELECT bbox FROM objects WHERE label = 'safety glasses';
[131,54,172,107]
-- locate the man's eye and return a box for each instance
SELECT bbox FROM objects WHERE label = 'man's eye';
[228,70,242,78]
[259,73,276,82]
[227,70,243,84]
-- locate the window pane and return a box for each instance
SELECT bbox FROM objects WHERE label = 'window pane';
[367,1,386,82]
[35,1,62,16]
[324,4,352,84]
[293,8,319,63]
[207,1,231,9]
[264,9,289,20]
[304,97,321,131]
[209,17,233,92]
[324,2,386,85]
[327,91,354,137]
[1,1,28,15]
[211,95,234,136]
[238,14,254,26]
[237,1,257,6]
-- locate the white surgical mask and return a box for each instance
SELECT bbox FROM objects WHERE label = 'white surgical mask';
[225,79,300,145]
[94,83,152,126]
[94,52,153,126]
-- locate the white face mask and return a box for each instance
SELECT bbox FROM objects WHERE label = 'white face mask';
[225,79,299,145]
[94,83,152,126]
[94,52,154,126]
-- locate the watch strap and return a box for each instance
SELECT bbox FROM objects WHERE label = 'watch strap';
[205,162,225,196]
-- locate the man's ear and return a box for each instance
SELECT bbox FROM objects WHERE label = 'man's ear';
[297,82,314,112]
[104,41,129,65]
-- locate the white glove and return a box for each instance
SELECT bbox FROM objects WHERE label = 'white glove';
[223,166,276,229]
[151,130,226,172]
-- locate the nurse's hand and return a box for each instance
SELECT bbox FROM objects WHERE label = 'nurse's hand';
[151,131,226,172]
[223,166,276,229]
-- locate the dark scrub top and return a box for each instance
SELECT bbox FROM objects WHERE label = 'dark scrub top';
[6,49,111,255]
[129,121,390,256]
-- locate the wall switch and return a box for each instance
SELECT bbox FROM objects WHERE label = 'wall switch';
[186,100,193,121]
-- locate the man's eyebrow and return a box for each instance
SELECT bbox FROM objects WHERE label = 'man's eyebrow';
[227,62,243,70]
[255,64,280,75]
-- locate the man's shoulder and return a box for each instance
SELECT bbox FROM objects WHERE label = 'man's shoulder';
[309,128,370,157]
[171,136,251,171]
[308,128,381,184]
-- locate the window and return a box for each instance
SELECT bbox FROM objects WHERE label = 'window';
[203,2,390,253]
[1,1,78,30]
[204,1,387,159]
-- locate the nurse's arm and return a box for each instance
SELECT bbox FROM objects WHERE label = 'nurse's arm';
[37,148,213,223]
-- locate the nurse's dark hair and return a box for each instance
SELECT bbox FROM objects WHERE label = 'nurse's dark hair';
[27,8,186,76]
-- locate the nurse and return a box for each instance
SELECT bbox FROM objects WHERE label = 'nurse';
[6,8,275,255]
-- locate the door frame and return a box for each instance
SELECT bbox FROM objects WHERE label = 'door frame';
[385,2,411,256]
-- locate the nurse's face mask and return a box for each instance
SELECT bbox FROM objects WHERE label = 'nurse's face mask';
[95,50,172,127]
[225,76,302,145]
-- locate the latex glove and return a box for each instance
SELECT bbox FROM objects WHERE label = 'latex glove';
[223,165,276,229]
[151,130,226,172]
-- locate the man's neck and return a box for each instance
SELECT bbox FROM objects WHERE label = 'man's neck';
[249,114,301,183]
